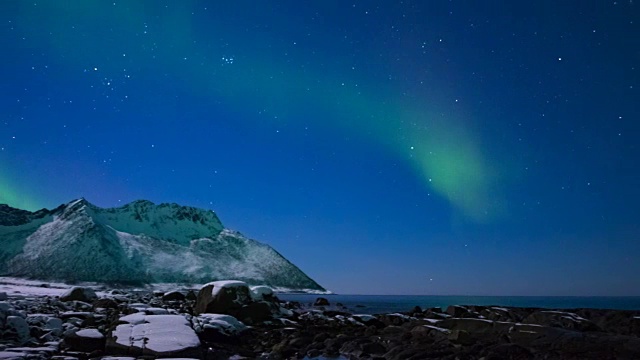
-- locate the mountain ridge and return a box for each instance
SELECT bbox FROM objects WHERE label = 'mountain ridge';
[0,199,325,291]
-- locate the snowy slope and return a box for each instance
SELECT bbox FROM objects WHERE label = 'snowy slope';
[0,199,324,291]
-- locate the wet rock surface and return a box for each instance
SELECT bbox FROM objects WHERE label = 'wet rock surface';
[0,287,639,360]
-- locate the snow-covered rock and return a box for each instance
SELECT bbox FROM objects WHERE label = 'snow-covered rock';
[250,285,274,301]
[0,351,27,359]
[193,313,247,341]
[0,199,325,291]
[108,314,201,357]
[195,280,251,315]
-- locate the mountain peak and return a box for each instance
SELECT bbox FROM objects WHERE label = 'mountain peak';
[0,199,325,291]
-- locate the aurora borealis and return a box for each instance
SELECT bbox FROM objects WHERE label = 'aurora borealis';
[1,1,638,295]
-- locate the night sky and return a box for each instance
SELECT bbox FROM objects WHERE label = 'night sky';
[1,1,638,295]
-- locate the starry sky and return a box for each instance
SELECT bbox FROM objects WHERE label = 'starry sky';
[1,1,639,296]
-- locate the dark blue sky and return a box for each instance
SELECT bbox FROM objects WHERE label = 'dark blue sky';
[1,1,638,295]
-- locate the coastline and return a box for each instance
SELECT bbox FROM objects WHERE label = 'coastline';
[1,279,640,359]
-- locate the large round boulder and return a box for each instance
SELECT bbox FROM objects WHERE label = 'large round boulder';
[162,291,186,302]
[194,280,251,316]
[314,297,330,306]
[60,287,97,302]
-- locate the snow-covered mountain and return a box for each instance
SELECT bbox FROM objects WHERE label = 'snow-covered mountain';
[0,199,325,291]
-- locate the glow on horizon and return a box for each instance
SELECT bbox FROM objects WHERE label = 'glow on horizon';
[0,172,42,211]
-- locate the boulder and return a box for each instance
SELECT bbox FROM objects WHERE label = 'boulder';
[339,339,386,358]
[507,323,569,347]
[411,325,451,342]
[378,313,413,326]
[107,314,201,358]
[92,298,119,309]
[60,287,97,303]
[448,329,475,345]
[26,314,63,336]
[446,305,469,317]
[162,291,186,302]
[250,286,275,301]
[185,290,197,301]
[238,301,272,324]
[64,328,105,352]
[523,310,600,332]
[481,306,519,322]
[194,280,251,316]
[192,313,247,343]
[314,297,330,306]
[439,318,499,334]
[5,316,31,345]
[351,314,385,328]
[0,292,7,301]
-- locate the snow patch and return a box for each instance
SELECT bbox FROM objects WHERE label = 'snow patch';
[203,280,248,297]
[250,285,273,300]
[75,328,104,339]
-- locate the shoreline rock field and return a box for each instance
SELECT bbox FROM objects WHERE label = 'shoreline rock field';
[1,281,640,360]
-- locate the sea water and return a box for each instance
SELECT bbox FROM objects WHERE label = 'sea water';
[279,294,640,314]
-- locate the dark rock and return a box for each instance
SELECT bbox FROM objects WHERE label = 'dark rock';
[362,341,387,355]
[481,306,519,322]
[323,310,352,317]
[288,336,312,348]
[446,305,469,317]
[185,290,197,301]
[448,329,475,345]
[484,343,533,360]
[314,297,330,306]
[4,315,31,345]
[238,301,272,324]
[307,348,322,358]
[162,291,186,301]
[92,298,119,309]
[439,317,497,334]
[378,313,412,326]
[523,310,600,332]
[410,305,423,315]
[313,332,329,343]
[411,325,450,342]
[381,325,405,335]
[60,287,97,303]
[64,328,105,353]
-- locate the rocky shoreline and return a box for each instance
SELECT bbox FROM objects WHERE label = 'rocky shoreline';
[1,282,640,360]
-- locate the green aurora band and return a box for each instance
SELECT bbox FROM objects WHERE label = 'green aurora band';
[9,1,504,221]
[0,170,42,211]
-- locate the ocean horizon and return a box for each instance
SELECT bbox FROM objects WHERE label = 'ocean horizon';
[278,294,640,314]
